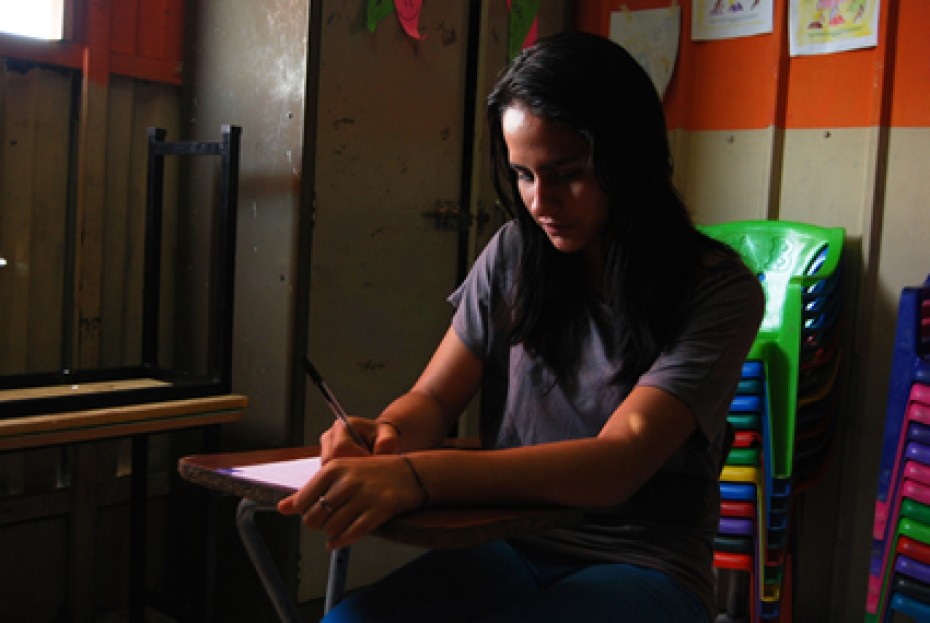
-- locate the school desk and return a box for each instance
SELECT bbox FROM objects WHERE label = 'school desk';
[178,445,584,621]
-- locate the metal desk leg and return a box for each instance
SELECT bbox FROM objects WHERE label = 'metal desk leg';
[237,499,304,622]
[236,499,348,620]
[325,548,349,614]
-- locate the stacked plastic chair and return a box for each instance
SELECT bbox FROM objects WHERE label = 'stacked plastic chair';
[703,220,846,622]
[866,276,930,622]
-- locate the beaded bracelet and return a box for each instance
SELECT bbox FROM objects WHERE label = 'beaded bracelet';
[401,455,431,508]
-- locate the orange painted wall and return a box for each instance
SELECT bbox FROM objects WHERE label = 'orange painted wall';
[575,0,930,130]
[890,0,930,127]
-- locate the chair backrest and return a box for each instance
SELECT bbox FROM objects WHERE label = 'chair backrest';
[701,220,845,483]
[701,219,845,336]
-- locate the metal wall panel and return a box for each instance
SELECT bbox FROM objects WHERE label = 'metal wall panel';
[183,0,311,450]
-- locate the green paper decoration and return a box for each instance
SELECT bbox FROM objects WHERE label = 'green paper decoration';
[367,0,394,32]
[509,0,541,60]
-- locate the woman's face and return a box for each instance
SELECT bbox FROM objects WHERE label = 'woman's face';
[502,104,610,259]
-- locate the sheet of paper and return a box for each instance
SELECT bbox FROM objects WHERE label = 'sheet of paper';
[609,7,681,99]
[221,457,321,491]
[692,0,774,41]
[789,0,878,57]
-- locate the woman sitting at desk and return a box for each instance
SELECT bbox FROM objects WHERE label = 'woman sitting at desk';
[279,31,763,622]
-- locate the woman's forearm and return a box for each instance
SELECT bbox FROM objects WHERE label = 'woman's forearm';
[406,438,641,509]
[376,389,459,453]
[407,387,700,510]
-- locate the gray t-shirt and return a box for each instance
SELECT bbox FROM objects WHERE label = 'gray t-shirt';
[448,221,764,619]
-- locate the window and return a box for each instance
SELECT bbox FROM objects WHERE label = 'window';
[0,0,65,40]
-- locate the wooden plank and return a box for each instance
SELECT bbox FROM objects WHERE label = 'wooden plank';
[100,77,134,366]
[0,66,38,374]
[0,378,171,401]
[109,0,139,55]
[137,0,184,61]
[27,68,72,372]
[73,0,112,369]
[110,51,182,85]
[70,443,96,621]
[0,394,247,434]
[0,394,248,450]
[0,39,83,71]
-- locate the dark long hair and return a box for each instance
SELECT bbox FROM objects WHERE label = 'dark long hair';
[487,31,729,383]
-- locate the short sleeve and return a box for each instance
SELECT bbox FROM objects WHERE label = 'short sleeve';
[448,223,518,362]
[637,258,764,441]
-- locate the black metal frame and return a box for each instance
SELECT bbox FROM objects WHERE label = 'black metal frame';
[0,125,241,417]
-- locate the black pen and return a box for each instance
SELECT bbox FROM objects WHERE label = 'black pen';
[303,358,372,452]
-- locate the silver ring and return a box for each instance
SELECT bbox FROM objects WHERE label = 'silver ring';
[319,495,334,514]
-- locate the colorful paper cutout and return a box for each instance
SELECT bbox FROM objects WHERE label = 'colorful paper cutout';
[367,0,394,33]
[508,0,541,60]
[394,0,424,40]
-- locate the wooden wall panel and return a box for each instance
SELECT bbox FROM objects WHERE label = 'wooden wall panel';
[0,2,187,619]
[27,72,71,372]
[100,78,134,367]
[99,77,180,369]
[110,0,184,75]
[0,69,36,374]
[0,66,71,375]
[0,65,181,375]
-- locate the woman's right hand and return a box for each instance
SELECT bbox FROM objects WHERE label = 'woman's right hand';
[320,417,402,463]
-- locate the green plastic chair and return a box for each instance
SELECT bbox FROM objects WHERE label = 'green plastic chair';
[702,220,845,484]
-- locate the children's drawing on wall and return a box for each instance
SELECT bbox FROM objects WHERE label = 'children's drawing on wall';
[789,0,877,56]
[692,0,773,40]
[609,6,680,100]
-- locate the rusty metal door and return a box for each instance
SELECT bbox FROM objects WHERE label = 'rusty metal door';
[300,0,569,599]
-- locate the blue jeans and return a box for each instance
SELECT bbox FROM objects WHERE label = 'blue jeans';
[323,540,708,622]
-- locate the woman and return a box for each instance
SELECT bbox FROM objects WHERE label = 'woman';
[279,31,764,622]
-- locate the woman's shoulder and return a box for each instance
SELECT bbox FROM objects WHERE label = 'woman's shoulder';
[698,245,757,280]
[691,246,764,312]
[477,219,523,268]
[490,219,522,247]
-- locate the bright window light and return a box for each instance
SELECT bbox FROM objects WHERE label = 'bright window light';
[0,0,65,40]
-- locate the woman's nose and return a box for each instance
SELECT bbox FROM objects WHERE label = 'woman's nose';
[528,179,557,216]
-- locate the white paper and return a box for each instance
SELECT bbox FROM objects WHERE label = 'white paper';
[692,0,774,41]
[788,0,879,57]
[609,7,681,99]
[222,456,321,490]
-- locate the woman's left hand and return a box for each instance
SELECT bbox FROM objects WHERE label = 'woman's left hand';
[277,454,428,549]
